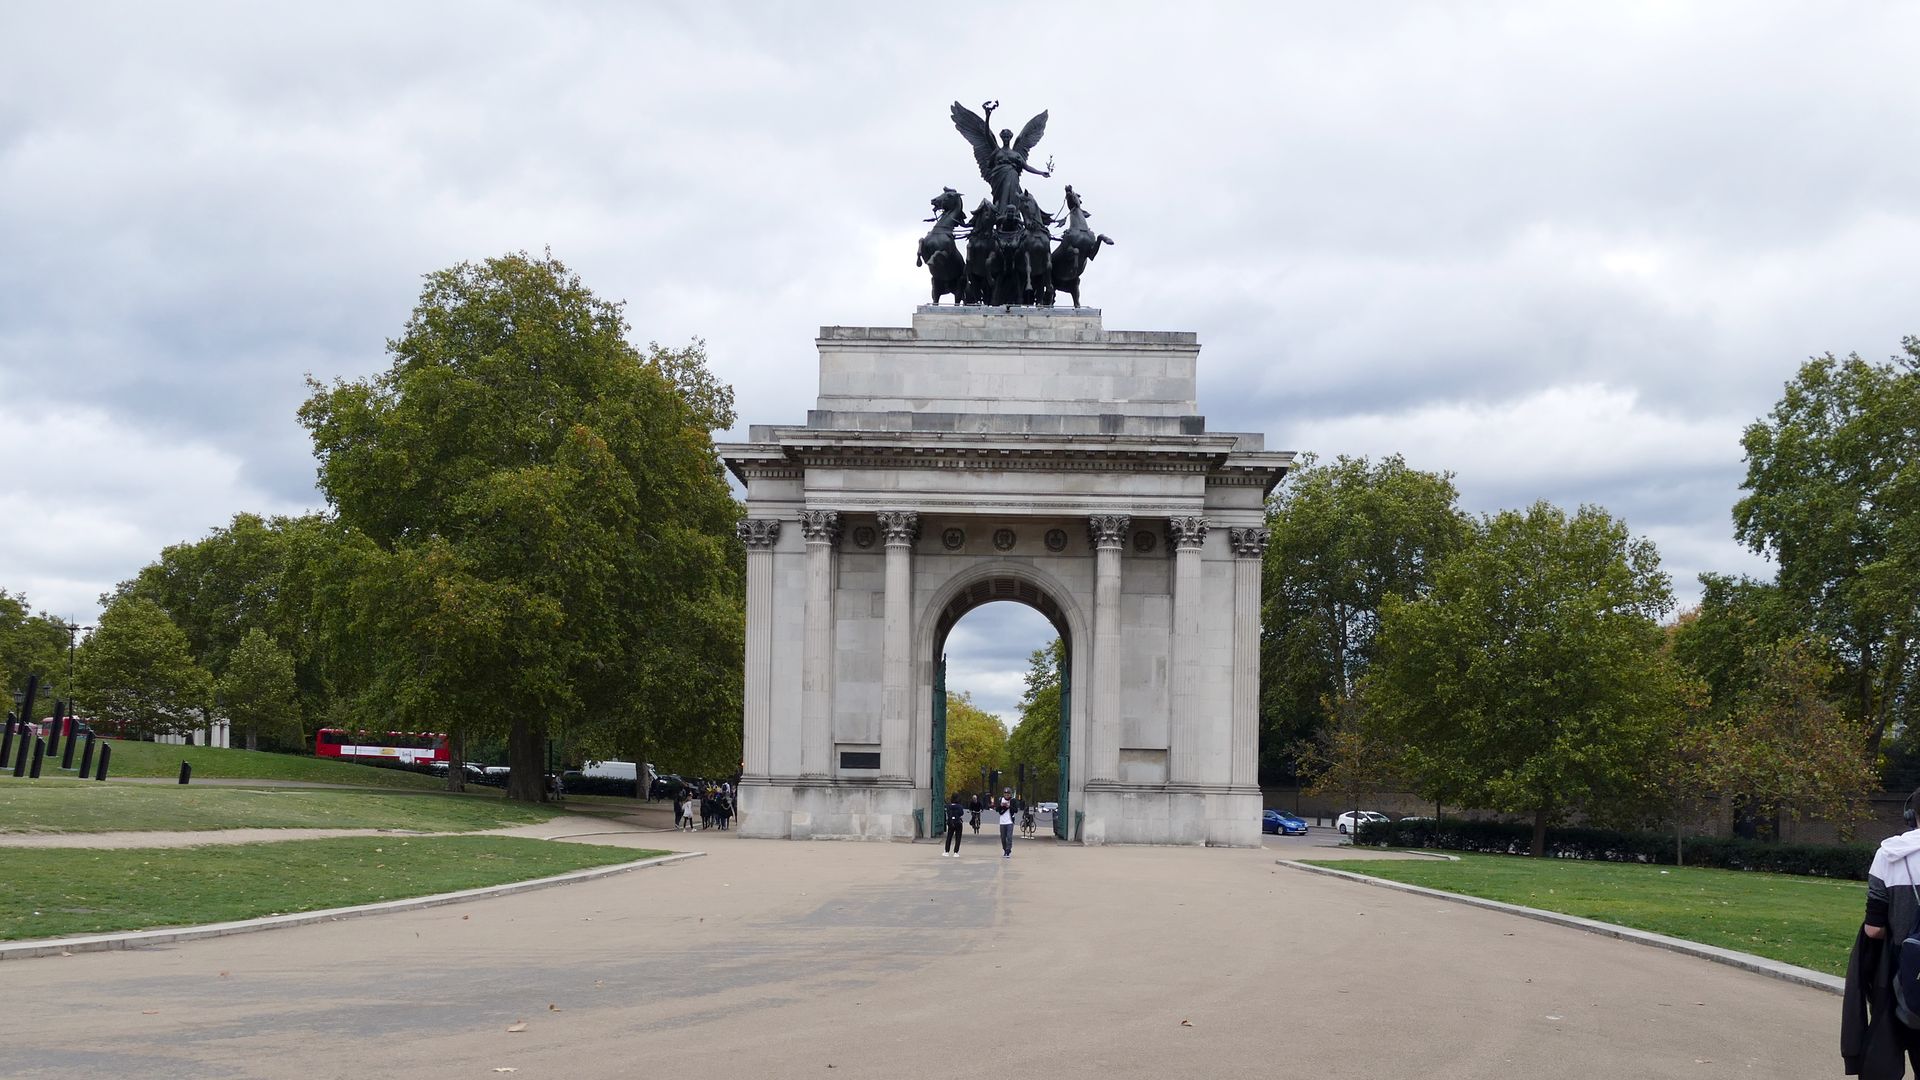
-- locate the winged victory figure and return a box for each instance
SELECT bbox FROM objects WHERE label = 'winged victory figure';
[950,100,1050,211]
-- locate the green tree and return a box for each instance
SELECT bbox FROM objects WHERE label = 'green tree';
[76,596,213,738]
[117,512,336,732]
[217,628,303,751]
[1365,502,1682,856]
[0,589,69,718]
[1293,695,1405,825]
[1735,343,1920,757]
[1693,636,1876,833]
[1005,638,1066,797]
[943,692,1008,800]
[1261,454,1470,780]
[299,252,743,801]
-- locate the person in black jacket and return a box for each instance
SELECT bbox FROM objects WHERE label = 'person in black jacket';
[1846,791,1920,1078]
[968,794,982,834]
[942,795,966,857]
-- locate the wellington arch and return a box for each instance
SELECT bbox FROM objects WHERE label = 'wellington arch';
[719,307,1292,846]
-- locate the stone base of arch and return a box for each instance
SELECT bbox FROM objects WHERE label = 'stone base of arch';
[721,307,1292,848]
[736,777,919,841]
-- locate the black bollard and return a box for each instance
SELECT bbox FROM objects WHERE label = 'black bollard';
[1,712,14,769]
[61,721,77,770]
[178,761,191,785]
[77,732,95,777]
[29,738,44,779]
[94,743,111,781]
[46,701,63,761]
[10,722,26,778]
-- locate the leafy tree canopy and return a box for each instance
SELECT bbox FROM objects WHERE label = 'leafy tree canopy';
[1364,501,1682,855]
[1735,343,1920,755]
[0,589,70,717]
[298,251,743,799]
[217,627,303,751]
[1260,453,1469,780]
[76,595,213,737]
[1005,638,1066,797]
[943,691,1008,801]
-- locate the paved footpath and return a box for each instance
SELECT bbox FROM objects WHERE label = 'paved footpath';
[0,830,1841,1079]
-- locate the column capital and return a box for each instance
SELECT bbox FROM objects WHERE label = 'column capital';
[799,509,842,544]
[737,518,782,549]
[1168,516,1210,551]
[877,510,920,546]
[1087,513,1131,550]
[1228,526,1270,559]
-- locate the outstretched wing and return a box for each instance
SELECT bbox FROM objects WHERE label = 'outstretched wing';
[950,101,995,179]
[1013,110,1048,156]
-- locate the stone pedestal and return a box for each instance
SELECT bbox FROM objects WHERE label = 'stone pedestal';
[722,307,1291,847]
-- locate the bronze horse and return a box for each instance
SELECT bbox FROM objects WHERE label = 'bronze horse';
[1049,185,1114,309]
[916,188,969,304]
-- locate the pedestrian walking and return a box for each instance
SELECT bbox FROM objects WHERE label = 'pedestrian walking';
[942,794,966,857]
[996,795,1014,858]
[679,793,697,833]
[1845,787,1920,1076]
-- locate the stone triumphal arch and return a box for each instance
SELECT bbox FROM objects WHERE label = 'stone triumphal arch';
[720,307,1291,846]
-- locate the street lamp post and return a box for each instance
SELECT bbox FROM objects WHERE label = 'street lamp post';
[57,622,93,739]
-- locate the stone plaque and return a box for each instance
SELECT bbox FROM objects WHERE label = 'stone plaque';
[1044,528,1068,552]
[993,528,1016,551]
[1132,530,1157,553]
[942,527,966,550]
[852,526,876,549]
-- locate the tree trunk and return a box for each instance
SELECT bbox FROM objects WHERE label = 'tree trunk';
[1674,815,1684,867]
[1530,806,1549,858]
[245,727,258,752]
[506,716,546,803]
[446,729,466,794]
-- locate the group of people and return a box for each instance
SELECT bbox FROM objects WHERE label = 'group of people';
[676,782,735,832]
[941,790,1035,858]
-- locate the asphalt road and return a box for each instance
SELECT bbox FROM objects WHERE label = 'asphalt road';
[0,827,1841,1078]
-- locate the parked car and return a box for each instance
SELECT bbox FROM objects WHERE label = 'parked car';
[1334,810,1390,835]
[648,773,692,801]
[428,761,491,783]
[1037,801,1059,815]
[1262,809,1309,835]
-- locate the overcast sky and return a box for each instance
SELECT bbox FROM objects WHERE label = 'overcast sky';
[4,3,1917,723]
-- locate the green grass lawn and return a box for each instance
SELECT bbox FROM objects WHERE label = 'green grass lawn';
[1304,853,1864,975]
[55,739,449,789]
[0,835,662,941]
[0,782,566,833]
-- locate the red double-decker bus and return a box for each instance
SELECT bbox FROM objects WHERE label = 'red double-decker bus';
[314,728,448,766]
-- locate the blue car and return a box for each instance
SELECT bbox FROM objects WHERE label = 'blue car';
[1262,809,1309,835]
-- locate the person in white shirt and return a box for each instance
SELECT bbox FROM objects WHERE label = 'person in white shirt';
[996,796,1015,857]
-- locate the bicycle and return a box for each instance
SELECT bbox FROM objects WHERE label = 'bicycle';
[1020,809,1037,839]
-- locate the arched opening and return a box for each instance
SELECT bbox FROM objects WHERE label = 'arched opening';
[925,573,1078,843]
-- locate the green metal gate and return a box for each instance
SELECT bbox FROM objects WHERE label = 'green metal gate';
[1054,650,1071,840]
[930,653,947,811]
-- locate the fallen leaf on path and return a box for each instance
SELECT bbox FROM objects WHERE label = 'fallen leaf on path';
[141,1010,158,1015]
[1695,1059,1713,1064]
[548,1004,559,1011]
[218,971,229,977]
[1545,1015,1562,1021]
[1180,1019,1193,1027]
[506,1022,528,1033]
[493,1069,517,1074]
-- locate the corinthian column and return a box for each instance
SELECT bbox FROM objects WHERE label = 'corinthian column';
[1167,515,1209,785]
[877,510,919,780]
[799,510,840,777]
[1087,513,1129,783]
[1228,527,1269,788]
[736,518,781,778]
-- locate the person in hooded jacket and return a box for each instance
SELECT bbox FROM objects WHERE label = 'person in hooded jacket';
[1844,791,1920,1078]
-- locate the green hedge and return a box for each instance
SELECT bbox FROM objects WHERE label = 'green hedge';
[1353,817,1874,879]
